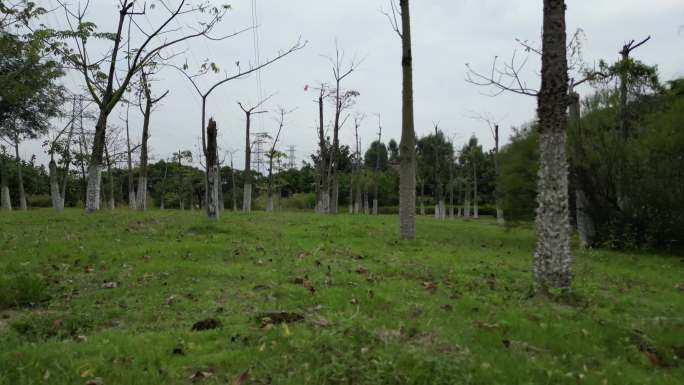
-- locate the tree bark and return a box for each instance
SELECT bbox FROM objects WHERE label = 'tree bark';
[494,124,505,224]
[243,111,252,213]
[86,113,108,212]
[125,106,136,209]
[534,0,572,290]
[14,142,26,210]
[136,97,152,211]
[104,143,115,210]
[316,90,330,214]
[398,0,416,239]
[1,155,12,211]
[473,159,479,219]
[49,159,62,211]
[206,119,219,219]
[569,91,595,247]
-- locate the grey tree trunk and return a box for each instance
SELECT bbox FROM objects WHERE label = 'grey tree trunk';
[494,124,505,225]
[398,0,416,239]
[316,89,330,214]
[243,111,253,213]
[125,107,136,210]
[331,178,339,214]
[575,189,595,248]
[569,91,595,247]
[473,160,479,219]
[104,144,115,210]
[1,155,12,211]
[534,0,572,290]
[49,160,63,211]
[206,119,219,219]
[86,112,109,212]
[14,142,27,210]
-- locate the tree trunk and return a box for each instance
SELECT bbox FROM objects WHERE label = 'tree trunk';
[104,144,115,210]
[569,91,595,247]
[243,112,252,213]
[86,112,108,212]
[125,107,136,209]
[267,156,274,212]
[473,160,479,219]
[494,124,505,224]
[534,0,572,290]
[206,119,219,219]
[1,155,12,211]
[136,100,153,211]
[317,91,330,214]
[49,159,62,211]
[331,177,339,214]
[398,0,416,239]
[348,173,354,214]
[14,142,27,210]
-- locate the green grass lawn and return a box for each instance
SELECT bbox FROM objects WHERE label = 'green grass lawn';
[1,209,682,385]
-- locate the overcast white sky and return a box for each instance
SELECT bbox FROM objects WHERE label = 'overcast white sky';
[23,0,684,170]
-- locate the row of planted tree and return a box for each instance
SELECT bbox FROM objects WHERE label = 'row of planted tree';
[0,129,499,218]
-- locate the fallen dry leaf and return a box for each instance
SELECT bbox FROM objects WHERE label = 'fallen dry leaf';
[231,369,250,385]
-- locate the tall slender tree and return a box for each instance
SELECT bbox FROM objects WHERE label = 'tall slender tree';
[136,69,169,211]
[238,96,271,213]
[385,0,417,239]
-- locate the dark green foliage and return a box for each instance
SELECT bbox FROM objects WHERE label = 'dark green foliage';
[574,79,684,250]
[363,140,389,171]
[498,124,539,222]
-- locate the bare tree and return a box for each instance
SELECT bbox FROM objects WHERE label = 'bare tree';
[46,103,87,211]
[373,114,382,215]
[53,0,236,212]
[309,83,330,213]
[266,107,294,212]
[169,38,304,217]
[384,0,416,239]
[136,68,169,211]
[324,43,360,214]
[352,112,365,214]
[238,95,272,213]
[618,36,650,138]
